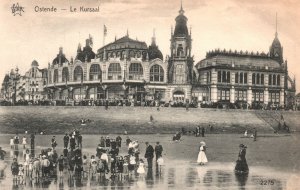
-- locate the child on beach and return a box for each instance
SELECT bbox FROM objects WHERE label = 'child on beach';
[136,159,145,178]
[157,155,164,174]
[123,157,129,180]
[22,136,27,149]
[18,164,25,183]
[116,156,124,180]
[10,137,14,149]
[11,158,19,183]
[58,155,64,176]
[82,155,89,178]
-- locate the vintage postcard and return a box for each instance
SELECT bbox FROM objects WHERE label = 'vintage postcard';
[0,0,299,189]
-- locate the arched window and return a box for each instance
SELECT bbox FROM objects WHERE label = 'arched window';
[74,66,83,82]
[261,74,264,85]
[108,63,122,80]
[226,71,230,83]
[239,72,243,83]
[62,67,69,82]
[150,65,164,82]
[273,74,276,85]
[277,75,280,86]
[89,64,101,81]
[129,63,143,80]
[244,73,248,84]
[121,51,126,60]
[53,69,58,83]
[256,73,260,85]
[222,71,226,83]
[177,44,184,56]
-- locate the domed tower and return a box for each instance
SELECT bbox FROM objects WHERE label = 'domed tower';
[168,1,193,84]
[148,29,163,61]
[269,14,283,64]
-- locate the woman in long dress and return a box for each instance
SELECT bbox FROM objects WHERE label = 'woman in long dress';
[197,142,208,165]
[235,144,249,174]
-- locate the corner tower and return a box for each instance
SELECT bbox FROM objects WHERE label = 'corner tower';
[168,2,193,84]
[269,13,283,64]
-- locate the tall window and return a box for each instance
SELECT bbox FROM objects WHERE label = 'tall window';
[218,71,222,83]
[74,66,83,82]
[53,69,58,83]
[218,70,230,83]
[269,74,272,85]
[256,73,260,85]
[175,64,184,84]
[261,74,264,85]
[150,65,164,82]
[277,75,280,86]
[89,64,101,81]
[244,73,248,84]
[252,73,256,84]
[206,71,211,84]
[108,63,122,80]
[235,72,239,83]
[62,67,69,82]
[177,44,183,56]
[129,63,143,80]
[239,72,243,83]
[273,75,276,85]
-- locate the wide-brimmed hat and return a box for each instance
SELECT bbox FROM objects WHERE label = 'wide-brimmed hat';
[200,141,206,146]
[239,144,244,148]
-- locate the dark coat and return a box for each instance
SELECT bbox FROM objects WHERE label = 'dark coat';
[155,145,163,156]
[144,145,154,159]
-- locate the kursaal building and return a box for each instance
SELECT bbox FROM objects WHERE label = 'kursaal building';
[2,5,296,107]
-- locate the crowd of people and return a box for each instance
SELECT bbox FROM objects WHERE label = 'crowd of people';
[0,120,257,189]
[5,130,167,187]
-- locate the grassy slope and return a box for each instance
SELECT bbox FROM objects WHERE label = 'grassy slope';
[0,106,299,134]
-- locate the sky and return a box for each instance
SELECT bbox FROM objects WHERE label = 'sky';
[0,0,299,92]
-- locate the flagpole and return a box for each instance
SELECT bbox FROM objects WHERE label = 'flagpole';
[103,25,105,47]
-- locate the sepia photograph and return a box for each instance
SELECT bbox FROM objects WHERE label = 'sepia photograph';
[0,0,299,189]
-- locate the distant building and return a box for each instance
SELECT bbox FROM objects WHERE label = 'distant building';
[23,60,48,102]
[1,4,296,107]
[194,19,295,108]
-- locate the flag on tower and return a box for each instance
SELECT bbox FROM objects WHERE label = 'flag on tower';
[104,25,107,37]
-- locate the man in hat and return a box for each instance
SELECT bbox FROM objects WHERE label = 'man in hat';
[63,133,69,149]
[155,142,163,161]
[253,128,257,141]
[51,136,57,149]
[144,142,154,168]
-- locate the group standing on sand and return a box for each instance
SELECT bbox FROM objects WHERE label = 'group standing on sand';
[3,125,253,188]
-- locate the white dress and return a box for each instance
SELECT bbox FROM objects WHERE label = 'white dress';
[157,157,164,166]
[197,146,208,163]
[137,163,145,174]
[10,139,14,146]
[22,138,27,145]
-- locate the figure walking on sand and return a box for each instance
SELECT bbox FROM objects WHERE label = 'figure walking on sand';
[197,141,208,165]
[234,144,249,174]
